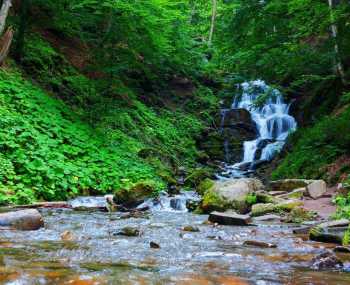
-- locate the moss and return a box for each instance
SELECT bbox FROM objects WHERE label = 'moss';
[200,188,227,213]
[113,181,157,207]
[196,178,215,196]
[343,227,350,246]
[284,207,316,224]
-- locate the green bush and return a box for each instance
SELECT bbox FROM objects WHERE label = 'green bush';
[272,107,350,180]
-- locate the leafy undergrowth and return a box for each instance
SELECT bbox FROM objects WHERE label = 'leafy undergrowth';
[272,106,350,182]
[0,69,206,205]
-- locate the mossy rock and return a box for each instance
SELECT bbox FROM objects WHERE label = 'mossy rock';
[196,178,215,196]
[276,200,303,212]
[113,181,156,208]
[309,226,345,244]
[284,207,317,224]
[200,188,228,213]
[256,192,281,204]
[251,203,276,217]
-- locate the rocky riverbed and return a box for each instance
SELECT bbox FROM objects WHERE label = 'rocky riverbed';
[0,194,350,285]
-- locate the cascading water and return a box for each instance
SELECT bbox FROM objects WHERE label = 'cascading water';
[220,80,297,178]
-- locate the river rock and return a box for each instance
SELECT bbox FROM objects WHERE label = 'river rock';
[114,226,141,237]
[251,203,276,217]
[333,246,350,253]
[203,178,264,213]
[306,180,327,199]
[318,219,350,229]
[150,241,160,249]
[311,251,343,270]
[309,226,348,244]
[113,181,155,208]
[182,225,200,232]
[269,179,312,192]
[253,214,281,222]
[0,209,44,231]
[220,108,255,128]
[208,211,251,226]
[243,240,277,248]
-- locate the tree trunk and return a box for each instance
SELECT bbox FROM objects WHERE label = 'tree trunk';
[208,0,217,46]
[0,0,12,35]
[328,0,346,85]
[0,26,13,65]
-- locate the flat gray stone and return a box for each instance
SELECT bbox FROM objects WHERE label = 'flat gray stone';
[253,214,281,222]
[307,180,327,199]
[208,211,251,226]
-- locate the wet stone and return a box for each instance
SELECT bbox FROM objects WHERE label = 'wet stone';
[243,240,277,248]
[114,226,141,237]
[253,214,281,222]
[333,246,350,253]
[208,211,251,226]
[150,242,160,249]
[311,251,343,270]
[182,225,200,232]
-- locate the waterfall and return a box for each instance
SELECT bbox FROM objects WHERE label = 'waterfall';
[220,80,297,178]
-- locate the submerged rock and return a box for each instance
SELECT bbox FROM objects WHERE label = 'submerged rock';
[243,240,277,248]
[114,226,141,237]
[0,209,44,231]
[311,251,343,270]
[182,225,200,232]
[306,180,327,199]
[61,230,75,241]
[208,211,251,226]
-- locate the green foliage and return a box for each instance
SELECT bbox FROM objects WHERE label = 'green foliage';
[343,227,350,246]
[245,193,257,205]
[272,107,350,180]
[333,192,350,220]
[0,68,208,204]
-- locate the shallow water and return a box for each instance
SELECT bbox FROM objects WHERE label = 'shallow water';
[0,208,350,285]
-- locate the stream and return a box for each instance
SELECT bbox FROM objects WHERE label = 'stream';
[0,196,350,285]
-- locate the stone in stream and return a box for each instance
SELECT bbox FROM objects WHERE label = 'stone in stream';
[243,240,277,248]
[182,225,200,232]
[201,178,264,214]
[333,246,350,253]
[309,226,348,244]
[208,211,251,226]
[61,230,75,241]
[114,226,141,237]
[306,180,327,199]
[150,241,160,249]
[310,251,343,270]
[0,209,44,230]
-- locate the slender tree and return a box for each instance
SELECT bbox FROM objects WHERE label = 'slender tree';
[328,0,346,85]
[0,0,13,65]
[208,0,217,46]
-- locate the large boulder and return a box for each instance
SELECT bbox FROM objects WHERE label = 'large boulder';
[220,108,255,129]
[201,178,264,213]
[113,181,156,209]
[306,180,327,199]
[0,209,44,230]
